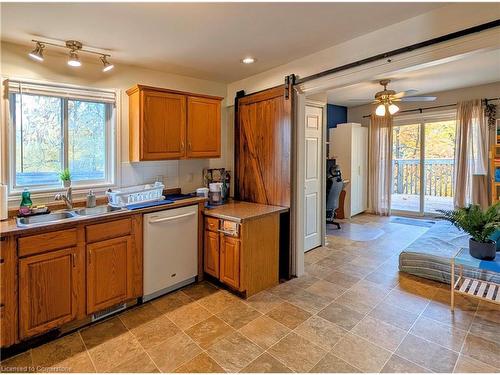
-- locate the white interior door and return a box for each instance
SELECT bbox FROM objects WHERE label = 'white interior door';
[304,105,323,252]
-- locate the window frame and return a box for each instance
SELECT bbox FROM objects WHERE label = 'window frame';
[3,78,120,197]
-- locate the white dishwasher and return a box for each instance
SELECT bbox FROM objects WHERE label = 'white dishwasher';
[143,204,198,302]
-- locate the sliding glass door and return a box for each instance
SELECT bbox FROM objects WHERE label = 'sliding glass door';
[391,112,456,215]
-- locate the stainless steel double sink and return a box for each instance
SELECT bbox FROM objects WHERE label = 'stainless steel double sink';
[16,205,124,227]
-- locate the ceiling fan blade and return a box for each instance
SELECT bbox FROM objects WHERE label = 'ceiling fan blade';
[347,99,375,102]
[400,96,437,102]
[393,89,419,99]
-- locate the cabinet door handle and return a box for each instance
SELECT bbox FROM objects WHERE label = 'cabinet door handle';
[72,253,77,268]
[188,142,192,151]
[181,142,185,151]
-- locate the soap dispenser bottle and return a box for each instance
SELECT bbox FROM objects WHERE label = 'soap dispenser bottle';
[86,190,97,208]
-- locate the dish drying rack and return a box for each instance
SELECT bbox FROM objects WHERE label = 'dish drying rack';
[106,182,165,208]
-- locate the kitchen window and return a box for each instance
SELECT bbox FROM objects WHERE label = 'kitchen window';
[6,80,117,193]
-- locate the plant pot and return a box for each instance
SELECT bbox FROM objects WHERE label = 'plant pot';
[469,238,496,260]
[63,180,71,188]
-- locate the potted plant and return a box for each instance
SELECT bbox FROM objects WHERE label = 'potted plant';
[59,168,72,188]
[438,203,500,260]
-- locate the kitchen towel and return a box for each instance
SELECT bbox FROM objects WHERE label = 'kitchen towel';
[0,185,8,220]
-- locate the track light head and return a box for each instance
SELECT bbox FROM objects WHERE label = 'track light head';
[100,56,114,72]
[28,42,44,62]
[67,50,81,67]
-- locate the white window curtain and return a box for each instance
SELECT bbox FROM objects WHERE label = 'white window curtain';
[368,114,393,216]
[453,99,489,209]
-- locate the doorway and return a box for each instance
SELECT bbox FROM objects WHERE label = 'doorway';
[391,112,456,215]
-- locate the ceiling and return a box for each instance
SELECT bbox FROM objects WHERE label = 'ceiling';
[326,48,500,107]
[0,3,443,83]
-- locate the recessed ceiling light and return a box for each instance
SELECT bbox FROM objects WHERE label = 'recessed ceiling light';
[241,57,256,64]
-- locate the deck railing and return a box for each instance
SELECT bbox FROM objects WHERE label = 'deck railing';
[392,158,454,197]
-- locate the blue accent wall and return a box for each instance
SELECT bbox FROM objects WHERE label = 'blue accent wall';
[327,104,347,129]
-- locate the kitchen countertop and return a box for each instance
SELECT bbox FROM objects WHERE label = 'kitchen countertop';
[0,197,206,236]
[203,200,288,223]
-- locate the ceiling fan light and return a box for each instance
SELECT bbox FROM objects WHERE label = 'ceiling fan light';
[375,104,386,116]
[388,103,400,115]
[67,50,81,67]
[100,56,114,72]
[28,42,44,62]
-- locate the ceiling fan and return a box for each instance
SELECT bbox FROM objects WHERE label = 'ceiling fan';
[349,79,437,116]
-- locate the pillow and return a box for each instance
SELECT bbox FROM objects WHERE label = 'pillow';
[489,229,500,251]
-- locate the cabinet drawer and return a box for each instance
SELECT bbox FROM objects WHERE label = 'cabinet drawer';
[205,217,219,232]
[86,218,132,243]
[18,229,78,257]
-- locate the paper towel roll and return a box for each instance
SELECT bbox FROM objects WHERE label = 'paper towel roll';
[0,185,8,220]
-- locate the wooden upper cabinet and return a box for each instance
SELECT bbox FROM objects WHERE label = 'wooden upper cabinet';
[19,247,83,339]
[127,85,222,161]
[86,236,133,314]
[187,96,221,158]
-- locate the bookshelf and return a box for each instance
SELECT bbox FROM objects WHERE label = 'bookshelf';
[492,119,500,204]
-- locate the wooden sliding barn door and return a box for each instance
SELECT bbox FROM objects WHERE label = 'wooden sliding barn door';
[235,86,292,207]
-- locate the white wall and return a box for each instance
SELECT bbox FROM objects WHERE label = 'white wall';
[0,41,231,205]
[226,3,499,100]
[347,81,500,126]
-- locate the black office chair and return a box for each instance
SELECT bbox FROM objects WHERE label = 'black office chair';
[326,174,343,229]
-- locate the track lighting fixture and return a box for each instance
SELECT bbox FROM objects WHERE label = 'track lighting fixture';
[100,56,114,72]
[28,42,45,62]
[27,39,114,72]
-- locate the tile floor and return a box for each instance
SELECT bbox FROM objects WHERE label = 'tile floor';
[1,214,499,373]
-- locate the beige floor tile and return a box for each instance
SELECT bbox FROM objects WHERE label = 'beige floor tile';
[305,280,345,300]
[0,351,33,373]
[87,332,145,372]
[151,290,194,314]
[369,301,419,331]
[80,317,128,349]
[309,353,360,373]
[55,351,95,373]
[333,262,377,278]
[217,300,261,329]
[197,291,241,314]
[304,263,332,280]
[174,352,225,373]
[462,333,500,369]
[265,302,311,329]
[364,270,400,288]
[396,334,459,373]
[166,301,212,330]
[109,352,158,373]
[118,303,162,330]
[410,315,467,352]
[286,274,320,289]
[185,316,234,349]
[432,288,478,311]
[322,271,361,289]
[453,354,499,373]
[294,315,347,350]
[206,332,263,372]
[383,289,430,315]
[381,354,431,373]
[280,288,331,314]
[422,300,476,331]
[470,303,500,345]
[146,332,202,372]
[268,332,327,373]
[182,281,220,300]
[129,314,181,350]
[246,291,284,314]
[241,353,291,373]
[317,302,364,330]
[238,315,290,350]
[351,315,407,351]
[31,332,87,368]
[331,333,392,373]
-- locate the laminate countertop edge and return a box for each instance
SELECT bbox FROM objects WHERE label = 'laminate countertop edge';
[0,197,206,236]
[203,201,289,223]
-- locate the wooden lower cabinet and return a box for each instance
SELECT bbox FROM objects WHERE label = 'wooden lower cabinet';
[204,230,219,278]
[1,236,18,347]
[87,236,133,314]
[219,235,240,289]
[19,247,83,339]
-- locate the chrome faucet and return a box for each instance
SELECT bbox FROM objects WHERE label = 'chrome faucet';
[55,187,73,210]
